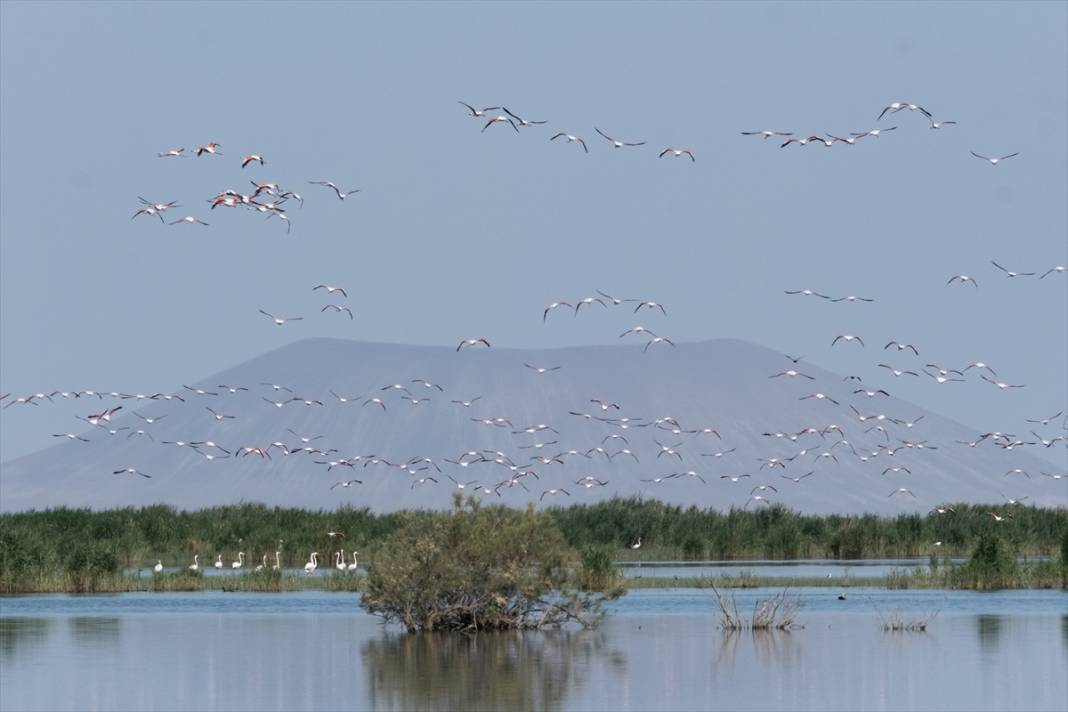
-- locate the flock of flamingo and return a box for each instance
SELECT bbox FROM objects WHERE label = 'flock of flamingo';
[1,95,1066,573]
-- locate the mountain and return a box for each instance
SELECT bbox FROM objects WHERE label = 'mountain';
[1,338,1064,514]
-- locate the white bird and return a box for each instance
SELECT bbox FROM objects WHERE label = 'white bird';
[314,284,348,298]
[231,552,244,569]
[168,215,209,226]
[831,335,864,347]
[241,154,265,168]
[928,119,957,129]
[525,363,560,374]
[214,555,223,569]
[304,552,319,575]
[347,551,359,572]
[322,304,354,319]
[550,132,589,152]
[878,102,931,120]
[52,433,90,442]
[482,115,520,133]
[456,338,491,351]
[644,336,676,352]
[991,261,1035,278]
[113,467,150,478]
[458,101,501,117]
[595,127,646,148]
[335,551,347,572]
[741,130,792,139]
[540,488,571,501]
[188,555,199,571]
[259,310,303,325]
[193,142,222,156]
[501,107,547,127]
[153,560,163,573]
[970,151,1018,166]
[981,374,1025,390]
[658,147,695,162]
[158,148,185,158]
[770,369,814,380]
[1040,265,1066,279]
[851,127,897,138]
[273,552,281,570]
[309,180,359,200]
[888,488,916,499]
[543,301,573,321]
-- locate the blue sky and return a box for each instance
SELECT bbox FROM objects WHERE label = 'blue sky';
[1,1,1065,461]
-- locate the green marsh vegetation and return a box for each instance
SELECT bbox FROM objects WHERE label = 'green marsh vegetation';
[1,498,1065,593]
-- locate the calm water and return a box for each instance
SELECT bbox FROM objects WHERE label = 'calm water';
[1,589,1066,711]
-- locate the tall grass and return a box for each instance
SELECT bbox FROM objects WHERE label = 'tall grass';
[1,499,1065,593]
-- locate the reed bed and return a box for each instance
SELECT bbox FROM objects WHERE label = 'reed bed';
[710,585,802,631]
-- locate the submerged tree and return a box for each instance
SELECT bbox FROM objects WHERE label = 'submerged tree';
[360,495,619,632]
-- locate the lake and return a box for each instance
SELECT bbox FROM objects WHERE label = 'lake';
[1,588,1066,711]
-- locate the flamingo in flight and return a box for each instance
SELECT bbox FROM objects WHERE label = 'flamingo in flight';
[550,133,588,152]
[456,338,491,351]
[658,147,695,162]
[595,127,646,148]
[309,181,359,200]
[259,310,303,325]
[970,151,1018,166]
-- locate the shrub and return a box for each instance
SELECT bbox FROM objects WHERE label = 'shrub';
[360,495,618,632]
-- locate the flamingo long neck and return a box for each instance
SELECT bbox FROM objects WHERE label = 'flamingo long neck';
[275,552,280,567]
[194,555,198,565]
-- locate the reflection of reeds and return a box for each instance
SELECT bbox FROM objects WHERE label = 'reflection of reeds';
[711,585,802,631]
[872,600,939,632]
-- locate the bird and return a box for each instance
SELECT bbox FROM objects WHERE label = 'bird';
[851,127,897,138]
[946,274,979,288]
[780,472,814,483]
[131,205,165,223]
[113,467,150,478]
[550,133,588,152]
[258,310,303,326]
[188,555,199,571]
[524,364,560,374]
[970,151,1018,166]
[620,326,657,339]
[770,369,815,380]
[540,488,571,501]
[751,484,778,494]
[981,374,1025,390]
[158,148,185,158]
[214,555,223,569]
[720,475,751,482]
[205,407,236,422]
[313,284,348,298]
[888,488,916,499]
[595,127,645,148]
[884,341,919,355]
[153,560,163,573]
[309,180,359,200]
[877,102,931,120]
[785,289,830,299]
[168,215,209,226]
[458,102,501,117]
[52,433,89,442]
[991,261,1035,278]
[231,552,244,569]
[1039,265,1065,279]
[240,155,265,168]
[304,552,319,575]
[928,119,957,129]
[630,538,642,549]
[321,304,354,319]
[335,551,347,572]
[830,295,874,303]
[780,135,831,148]
[347,551,359,572]
[800,393,840,405]
[575,296,608,314]
[456,338,491,351]
[482,115,519,133]
[193,142,222,156]
[987,512,1014,523]
[658,147,695,162]
[741,130,792,139]
[543,301,573,321]
[831,335,865,347]
[501,107,547,127]
[643,336,676,352]
[1026,411,1063,426]
[882,466,912,476]
[633,301,667,315]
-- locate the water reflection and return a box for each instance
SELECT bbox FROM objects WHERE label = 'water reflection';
[977,614,1003,653]
[68,616,120,648]
[0,617,50,661]
[362,630,623,712]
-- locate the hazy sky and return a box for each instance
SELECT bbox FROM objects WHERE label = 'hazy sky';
[1,1,1066,462]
